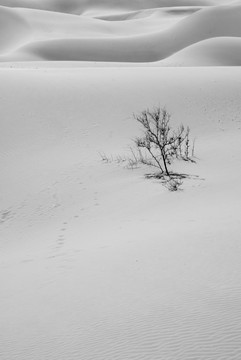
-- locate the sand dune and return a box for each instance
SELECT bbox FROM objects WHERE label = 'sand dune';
[16,6,185,39]
[0,1,240,64]
[95,7,200,21]
[1,66,241,360]
[162,37,241,65]
[1,1,241,359]
[0,3,240,63]
[0,6,31,54]
[0,0,219,15]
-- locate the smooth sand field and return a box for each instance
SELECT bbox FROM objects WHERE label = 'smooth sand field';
[1,1,241,360]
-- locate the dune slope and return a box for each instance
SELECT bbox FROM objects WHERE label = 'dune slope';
[161,37,241,66]
[0,0,241,64]
[0,6,31,54]
[0,0,218,14]
[1,67,241,360]
[1,1,241,360]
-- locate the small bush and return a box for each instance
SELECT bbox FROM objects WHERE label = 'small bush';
[134,106,192,178]
[100,106,196,192]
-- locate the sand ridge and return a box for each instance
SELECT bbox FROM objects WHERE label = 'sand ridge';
[0,0,240,64]
[0,0,223,14]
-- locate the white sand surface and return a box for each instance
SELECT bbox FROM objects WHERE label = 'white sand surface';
[0,0,224,15]
[160,37,241,66]
[1,0,241,359]
[1,67,241,359]
[0,0,240,64]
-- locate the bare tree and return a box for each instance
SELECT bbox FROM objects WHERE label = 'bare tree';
[134,106,191,177]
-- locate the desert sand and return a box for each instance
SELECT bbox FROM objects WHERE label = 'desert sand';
[1,1,241,360]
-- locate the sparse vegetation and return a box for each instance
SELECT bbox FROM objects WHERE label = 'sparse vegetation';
[132,106,195,190]
[100,106,196,191]
[134,106,192,175]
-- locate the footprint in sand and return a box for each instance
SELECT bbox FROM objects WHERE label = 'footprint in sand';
[56,222,68,249]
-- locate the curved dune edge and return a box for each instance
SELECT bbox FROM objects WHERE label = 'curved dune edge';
[94,6,202,21]
[12,6,188,40]
[0,6,31,54]
[94,6,201,22]
[0,1,241,64]
[160,37,241,66]
[1,3,241,64]
[0,0,220,15]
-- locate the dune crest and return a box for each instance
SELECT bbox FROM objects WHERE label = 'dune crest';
[161,37,241,66]
[0,6,31,54]
[0,0,241,64]
[0,0,219,14]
